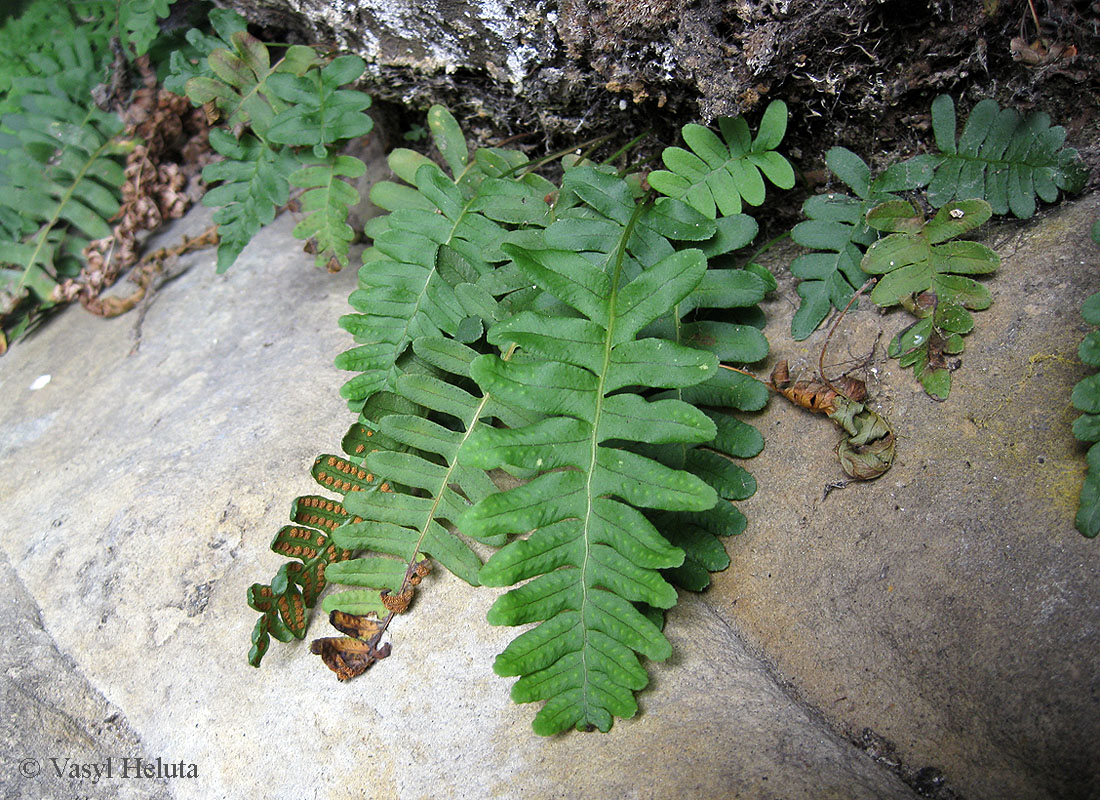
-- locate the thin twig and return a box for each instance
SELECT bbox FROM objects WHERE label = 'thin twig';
[718,363,759,379]
[818,277,876,397]
[1027,0,1042,37]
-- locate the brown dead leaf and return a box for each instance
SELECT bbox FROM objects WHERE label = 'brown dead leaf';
[310,637,392,681]
[1010,36,1078,66]
[766,359,867,414]
[63,55,212,314]
[328,609,382,639]
[765,361,894,481]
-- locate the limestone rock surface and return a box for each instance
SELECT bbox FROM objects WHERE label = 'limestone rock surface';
[0,210,915,798]
[1,130,1098,798]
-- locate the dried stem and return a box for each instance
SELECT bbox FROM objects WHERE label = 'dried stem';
[818,277,876,398]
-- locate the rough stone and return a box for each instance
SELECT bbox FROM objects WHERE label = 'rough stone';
[0,207,916,795]
[0,550,172,800]
[711,191,1100,799]
[209,0,1100,175]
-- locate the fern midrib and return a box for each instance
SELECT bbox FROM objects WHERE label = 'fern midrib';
[238,144,277,213]
[578,197,647,724]
[15,106,114,294]
[397,181,484,329]
[410,342,517,568]
[312,71,341,146]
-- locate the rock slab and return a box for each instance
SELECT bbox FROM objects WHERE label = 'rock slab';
[714,192,1100,800]
[0,205,915,798]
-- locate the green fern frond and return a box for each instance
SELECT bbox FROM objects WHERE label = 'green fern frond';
[118,0,175,56]
[648,100,795,218]
[201,129,300,272]
[1072,226,1100,537]
[290,154,366,270]
[265,55,373,159]
[305,108,553,651]
[926,95,1086,218]
[862,199,999,400]
[184,30,320,137]
[0,61,128,308]
[458,170,722,735]
[0,3,113,110]
[175,24,374,273]
[526,167,769,596]
[789,147,934,340]
[163,9,249,96]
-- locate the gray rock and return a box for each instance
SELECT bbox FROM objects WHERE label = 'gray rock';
[0,549,172,800]
[714,191,1100,800]
[207,0,1100,165]
[0,203,915,796]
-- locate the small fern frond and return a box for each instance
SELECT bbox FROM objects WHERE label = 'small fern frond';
[118,0,175,56]
[265,55,373,159]
[926,95,1086,218]
[648,101,795,218]
[863,199,999,399]
[0,5,113,113]
[289,154,366,270]
[163,9,249,95]
[789,147,934,340]
[458,170,722,735]
[184,31,320,138]
[201,130,299,272]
